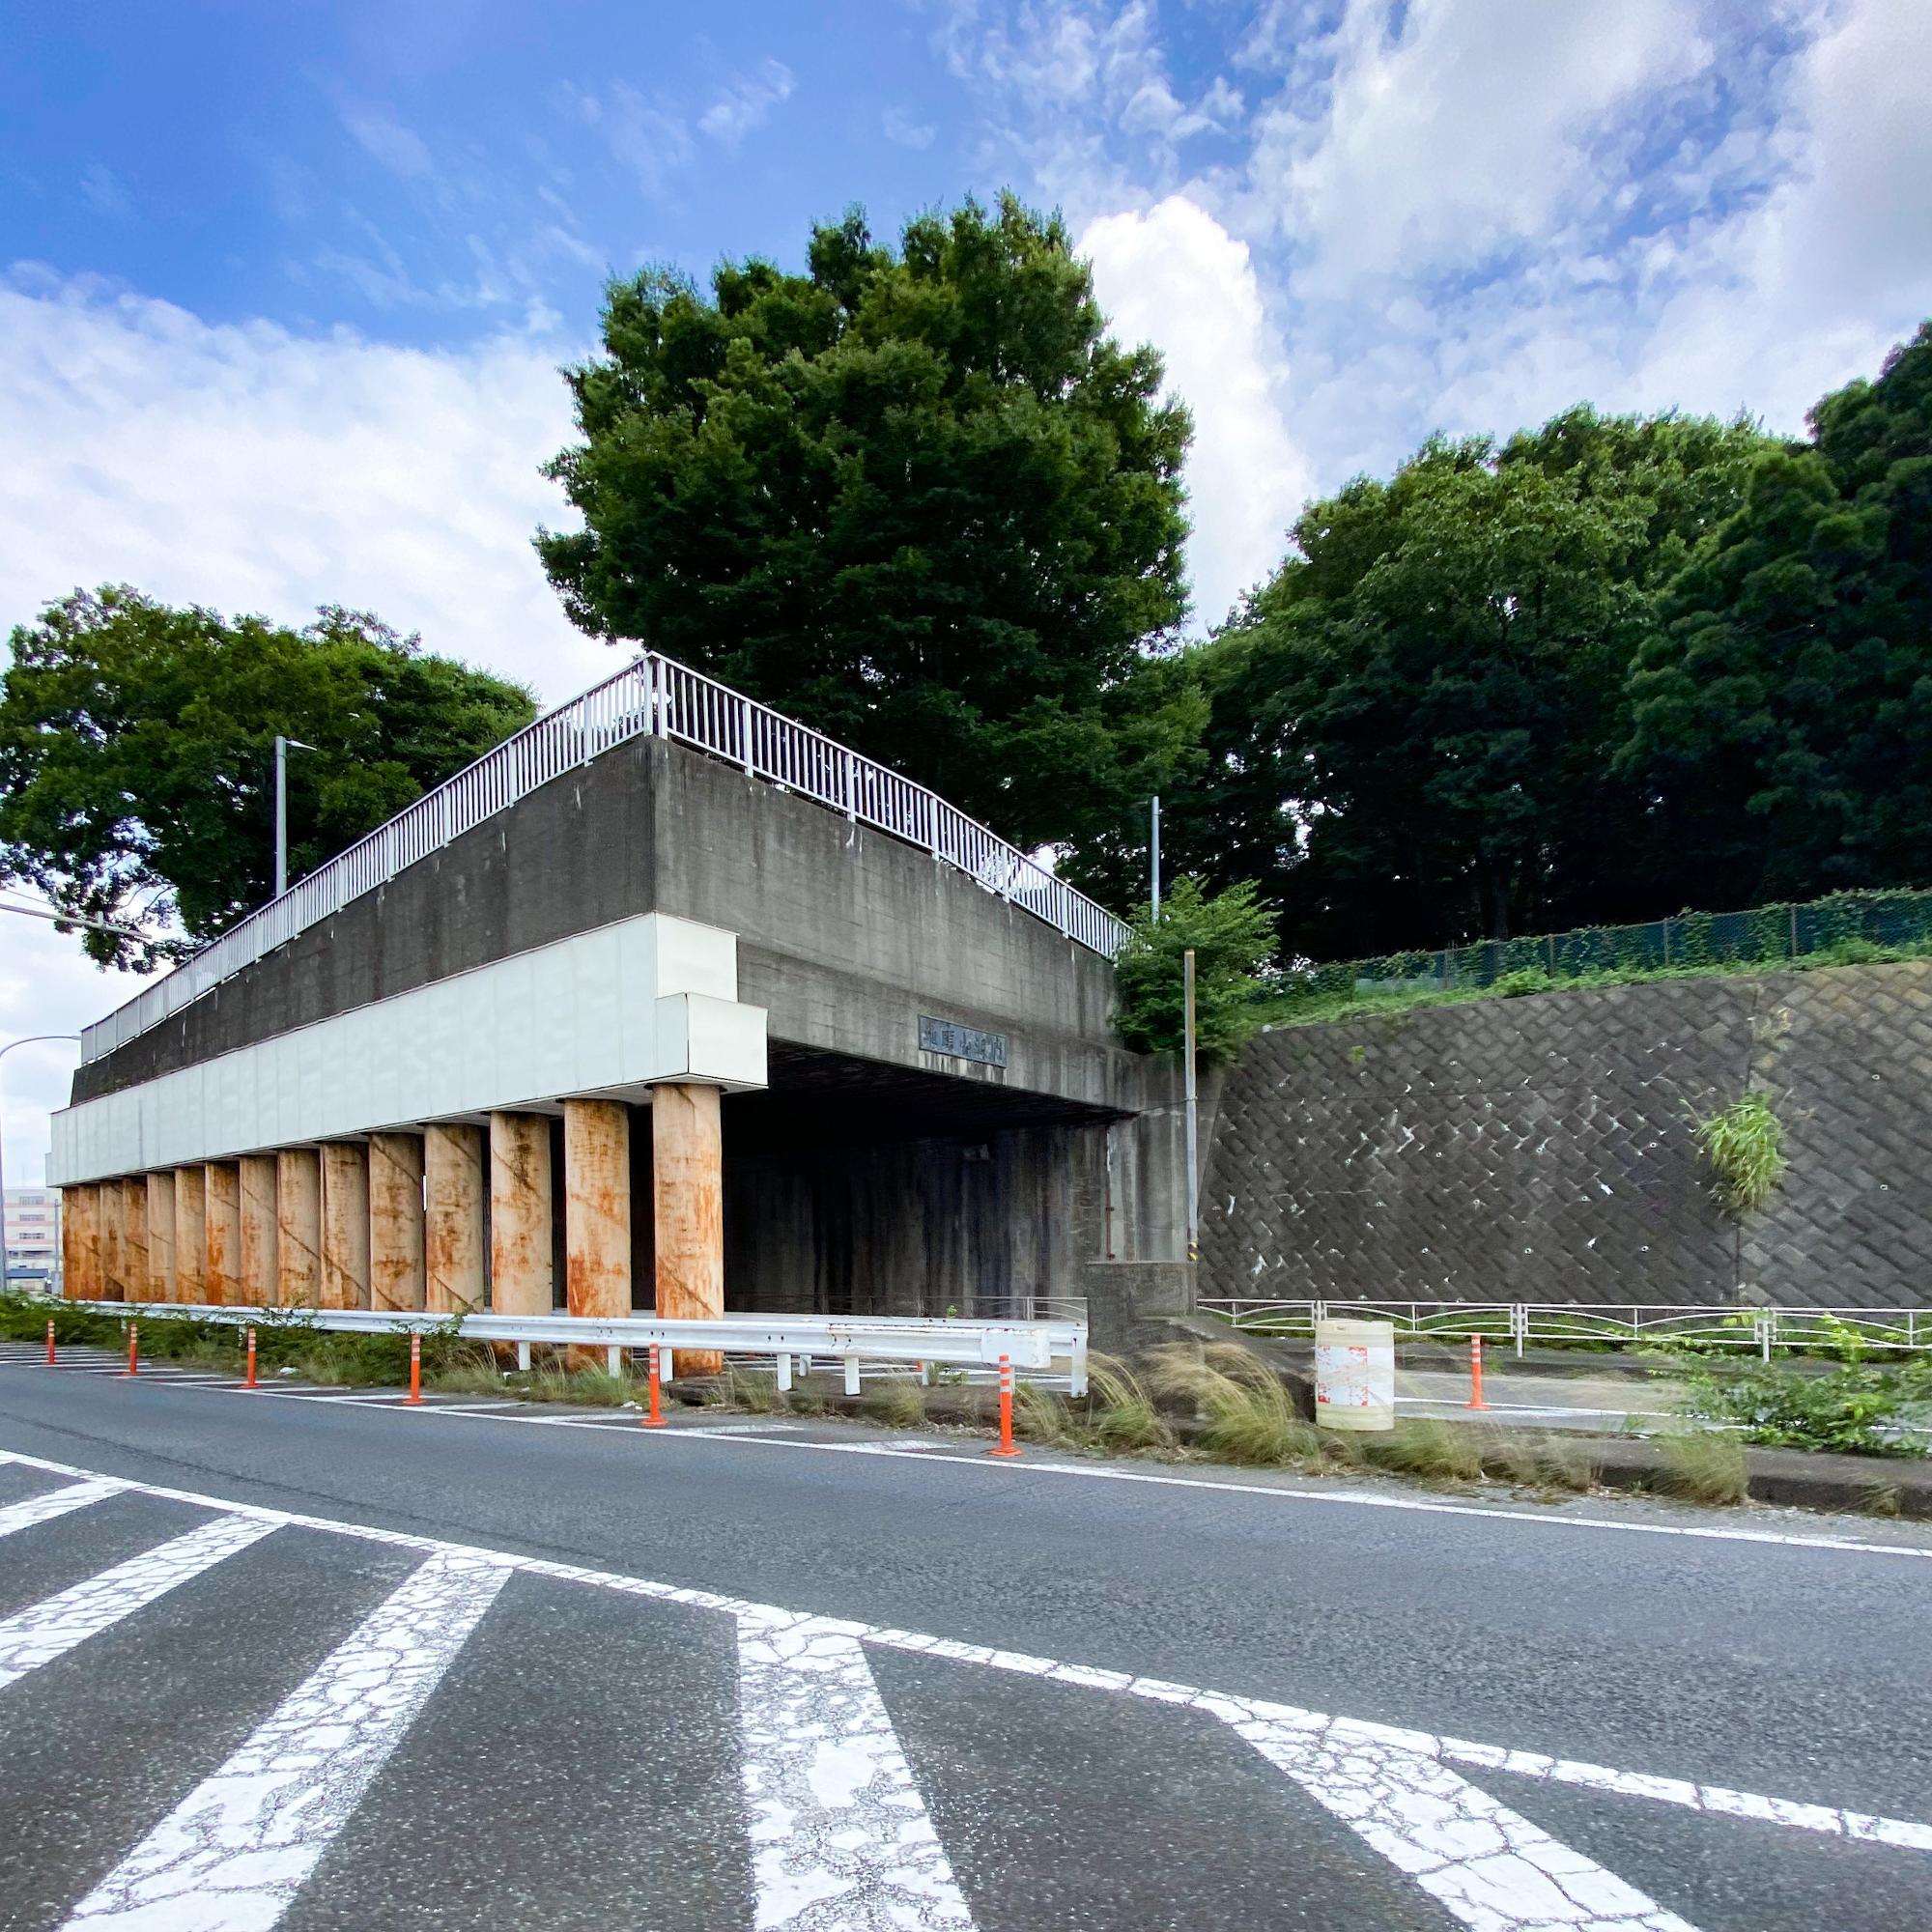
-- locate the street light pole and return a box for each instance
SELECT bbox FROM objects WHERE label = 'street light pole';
[0,1035,81,1290]
[1182,948,1198,1264]
[1150,795,1161,921]
[273,736,317,899]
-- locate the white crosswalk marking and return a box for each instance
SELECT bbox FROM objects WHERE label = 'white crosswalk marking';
[0,1515,277,1690]
[60,1549,512,1932]
[737,1610,976,1931]
[0,1477,127,1537]
[1208,1698,1699,1932]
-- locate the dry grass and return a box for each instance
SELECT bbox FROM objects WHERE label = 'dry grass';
[1145,1344,1322,1469]
[726,1370,783,1413]
[1081,1356,1173,1452]
[1485,1430,1600,1494]
[1358,1419,1486,1485]
[862,1378,927,1429]
[1653,1428,1750,1504]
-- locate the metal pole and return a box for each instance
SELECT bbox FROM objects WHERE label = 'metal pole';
[1183,947,1199,1264]
[1151,796,1161,920]
[0,1034,81,1291]
[274,735,288,899]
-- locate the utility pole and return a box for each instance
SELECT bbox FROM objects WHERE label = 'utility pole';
[273,736,316,898]
[1150,795,1161,920]
[1182,947,1198,1264]
[0,1035,80,1289]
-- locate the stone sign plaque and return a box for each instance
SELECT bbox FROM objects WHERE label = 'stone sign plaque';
[919,1016,1009,1067]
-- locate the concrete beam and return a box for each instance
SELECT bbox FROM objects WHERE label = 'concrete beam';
[205,1162,242,1305]
[425,1122,486,1316]
[564,1098,630,1332]
[174,1166,207,1305]
[99,1178,124,1300]
[320,1143,371,1311]
[62,1184,99,1300]
[238,1154,279,1305]
[369,1131,426,1313]
[145,1171,177,1303]
[121,1177,150,1306]
[489,1111,553,1319]
[276,1148,323,1307]
[652,1084,724,1376]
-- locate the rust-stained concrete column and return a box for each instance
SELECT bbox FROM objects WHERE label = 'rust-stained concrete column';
[369,1131,426,1313]
[145,1171,177,1303]
[174,1166,207,1306]
[489,1112,553,1318]
[320,1143,371,1310]
[122,1177,150,1305]
[564,1099,631,1336]
[205,1162,242,1305]
[652,1084,724,1375]
[238,1154,279,1305]
[62,1185,98,1299]
[276,1148,323,1307]
[425,1123,486,1315]
[99,1179,126,1300]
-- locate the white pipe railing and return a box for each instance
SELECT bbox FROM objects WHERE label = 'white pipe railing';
[52,1298,1086,1391]
[80,653,1129,1063]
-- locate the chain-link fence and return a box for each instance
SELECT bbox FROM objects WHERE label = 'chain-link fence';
[1276,888,1932,1007]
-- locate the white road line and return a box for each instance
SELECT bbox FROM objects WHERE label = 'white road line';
[0,1516,276,1690]
[738,1610,975,1931]
[0,1477,127,1537]
[6,1449,1923,1864]
[1215,1697,1696,1931]
[60,1548,511,1932]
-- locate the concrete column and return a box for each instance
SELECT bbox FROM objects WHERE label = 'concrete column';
[425,1123,486,1316]
[652,1084,725,1375]
[122,1177,150,1305]
[369,1131,426,1312]
[564,1099,631,1332]
[320,1143,371,1310]
[205,1162,242,1305]
[174,1166,207,1306]
[238,1154,279,1305]
[276,1148,323,1307]
[99,1178,125,1299]
[490,1112,554,1318]
[145,1171,177,1303]
[62,1184,98,1300]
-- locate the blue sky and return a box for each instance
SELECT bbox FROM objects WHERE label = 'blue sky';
[4,0,1931,1171]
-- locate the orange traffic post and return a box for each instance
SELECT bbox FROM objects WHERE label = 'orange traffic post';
[406,1329,422,1406]
[45,1319,55,1366]
[988,1352,1020,1459]
[641,1343,666,1428]
[1466,1333,1490,1411]
[126,1322,139,1378]
[244,1326,258,1389]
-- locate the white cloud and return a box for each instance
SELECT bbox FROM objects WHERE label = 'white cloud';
[0,271,610,1171]
[566,82,694,200]
[338,102,436,181]
[78,163,131,218]
[697,60,796,148]
[882,106,937,151]
[1081,196,1312,627]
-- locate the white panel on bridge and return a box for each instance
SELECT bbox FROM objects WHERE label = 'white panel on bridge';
[48,913,767,1185]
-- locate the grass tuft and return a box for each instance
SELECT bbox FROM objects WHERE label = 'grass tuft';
[1488,1430,1599,1493]
[862,1378,927,1430]
[1358,1419,1486,1485]
[1145,1344,1321,1468]
[1653,1428,1750,1504]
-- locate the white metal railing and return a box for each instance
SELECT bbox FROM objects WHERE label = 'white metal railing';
[1199,1297,1932,1362]
[79,653,1130,1063]
[49,1298,1086,1392]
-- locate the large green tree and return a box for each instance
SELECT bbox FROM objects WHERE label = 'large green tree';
[1622,323,1932,906]
[0,587,536,967]
[1122,409,1774,958]
[538,194,1202,853]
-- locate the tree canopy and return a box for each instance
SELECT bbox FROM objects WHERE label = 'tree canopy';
[0,588,536,967]
[538,194,1202,853]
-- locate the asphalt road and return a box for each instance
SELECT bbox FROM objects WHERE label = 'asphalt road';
[1,1342,1928,1932]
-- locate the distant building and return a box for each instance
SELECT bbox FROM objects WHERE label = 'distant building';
[5,1185,60,1284]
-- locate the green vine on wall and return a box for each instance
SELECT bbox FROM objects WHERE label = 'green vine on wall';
[1693,1090,1788,1217]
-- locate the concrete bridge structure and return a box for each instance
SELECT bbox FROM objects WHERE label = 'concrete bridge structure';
[48,655,1188,1350]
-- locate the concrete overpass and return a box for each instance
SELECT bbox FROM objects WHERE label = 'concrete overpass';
[48,654,1187,1344]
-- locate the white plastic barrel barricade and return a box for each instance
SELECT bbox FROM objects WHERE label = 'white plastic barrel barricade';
[1313,1318,1396,1432]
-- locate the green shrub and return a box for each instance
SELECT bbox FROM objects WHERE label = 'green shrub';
[1655,1339,1932,1457]
[1693,1091,1788,1215]
[1113,877,1277,1062]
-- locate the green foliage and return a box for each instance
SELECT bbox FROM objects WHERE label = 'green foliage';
[1656,1337,1932,1458]
[1358,1419,1486,1485]
[1693,1091,1788,1215]
[539,195,1202,857]
[1112,875,1276,1061]
[0,588,535,967]
[1623,324,1932,909]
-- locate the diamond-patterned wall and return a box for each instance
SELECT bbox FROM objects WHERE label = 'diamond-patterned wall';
[1200,960,1932,1310]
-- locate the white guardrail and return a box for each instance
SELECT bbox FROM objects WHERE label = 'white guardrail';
[1200,1297,1932,1362]
[80,652,1129,1063]
[53,1300,1090,1395]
